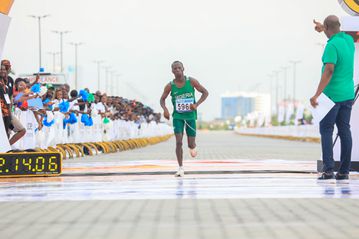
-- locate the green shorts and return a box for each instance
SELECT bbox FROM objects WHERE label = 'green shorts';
[173,119,196,137]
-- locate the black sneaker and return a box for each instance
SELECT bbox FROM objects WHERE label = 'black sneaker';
[335,173,349,184]
[317,172,335,182]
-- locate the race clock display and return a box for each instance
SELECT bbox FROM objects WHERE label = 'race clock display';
[0,152,62,177]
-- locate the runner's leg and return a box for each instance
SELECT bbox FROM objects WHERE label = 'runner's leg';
[185,120,197,157]
[175,133,184,166]
[187,136,196,149]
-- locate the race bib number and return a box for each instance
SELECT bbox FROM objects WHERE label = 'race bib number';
[176,98,194,113]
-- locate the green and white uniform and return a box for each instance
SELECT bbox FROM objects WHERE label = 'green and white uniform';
[171,76,197,136]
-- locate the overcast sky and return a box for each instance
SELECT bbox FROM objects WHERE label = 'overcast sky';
[2,0,349,120]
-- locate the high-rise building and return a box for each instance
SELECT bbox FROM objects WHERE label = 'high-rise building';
[221,92,271,120]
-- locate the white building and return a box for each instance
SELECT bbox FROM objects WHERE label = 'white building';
[221,92,271,121]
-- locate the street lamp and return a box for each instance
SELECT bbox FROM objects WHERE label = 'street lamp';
[93,60,104,91]
[28,14,50,71]
[289,60,301,102]
[102,66,112,94]
[267,74,274,114]
[281,66,290,101]
[115,74,122,96]
[52,30,70,73]
[273,70,280,115]
[47,51,60,73]
[69,42,84,89]
[109,70,117,95]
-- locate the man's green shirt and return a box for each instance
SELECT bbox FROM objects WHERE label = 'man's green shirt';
[322,32,355,102]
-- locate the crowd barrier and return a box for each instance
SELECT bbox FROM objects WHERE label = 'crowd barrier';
[235,125,320,143]
[9,109,173,159]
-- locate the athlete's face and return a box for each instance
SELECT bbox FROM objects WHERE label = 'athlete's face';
[172,63,184,77]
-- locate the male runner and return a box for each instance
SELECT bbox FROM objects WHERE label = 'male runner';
[160,61,209,177]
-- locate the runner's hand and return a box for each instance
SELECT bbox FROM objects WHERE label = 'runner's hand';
[163,108,170,120]
[190,103,197,111]
[313,19,324,33]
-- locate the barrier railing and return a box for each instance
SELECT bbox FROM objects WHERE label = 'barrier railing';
[9,109,173,159]
[235,125,320,143]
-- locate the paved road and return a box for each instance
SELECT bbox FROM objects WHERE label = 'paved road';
[80,131,321,162]
[1,198,358,239]
[1,131,358,239]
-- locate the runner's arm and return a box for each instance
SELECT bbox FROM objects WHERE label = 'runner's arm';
[160,83,171,120]
[190,78,209,108]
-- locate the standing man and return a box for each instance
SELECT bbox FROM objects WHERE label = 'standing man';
[1,60,26,145]
[0,73,25,145]
[160,61,209,177]
[1,60,14,98]
[311,16,355,182]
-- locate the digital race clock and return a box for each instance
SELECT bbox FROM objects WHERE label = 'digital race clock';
[0,152,62,177]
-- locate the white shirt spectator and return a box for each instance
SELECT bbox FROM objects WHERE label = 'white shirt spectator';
[95,102,106,114]
[69,99,79,111]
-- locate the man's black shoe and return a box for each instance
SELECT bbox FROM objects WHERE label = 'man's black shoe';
[317,172,335,181]
[335,173,349,184]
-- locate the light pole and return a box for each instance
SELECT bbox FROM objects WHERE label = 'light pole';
[115,74,122,96]
[52,30,70,73]
[47,51,60,72]
[69,42,84,89]
[289,60,301,102]
[93,60,104,91]
[267,74,274,114]
[29,14,50,71]
[109,70,117,95]
[103,66,112,94]
[281,66,290,101]
[273,71,280,115]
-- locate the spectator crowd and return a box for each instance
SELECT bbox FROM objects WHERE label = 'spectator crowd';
[0,59,163,150]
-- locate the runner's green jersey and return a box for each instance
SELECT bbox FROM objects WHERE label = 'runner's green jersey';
[171,76,197,120]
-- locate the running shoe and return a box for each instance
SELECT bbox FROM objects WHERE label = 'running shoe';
[175,168,184,177]
[189,148,197,158]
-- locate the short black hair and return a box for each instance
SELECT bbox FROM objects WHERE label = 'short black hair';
[70,89,78,98]
[15,78,27,86]
[14,78,27,90]
[171,61,184,68]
